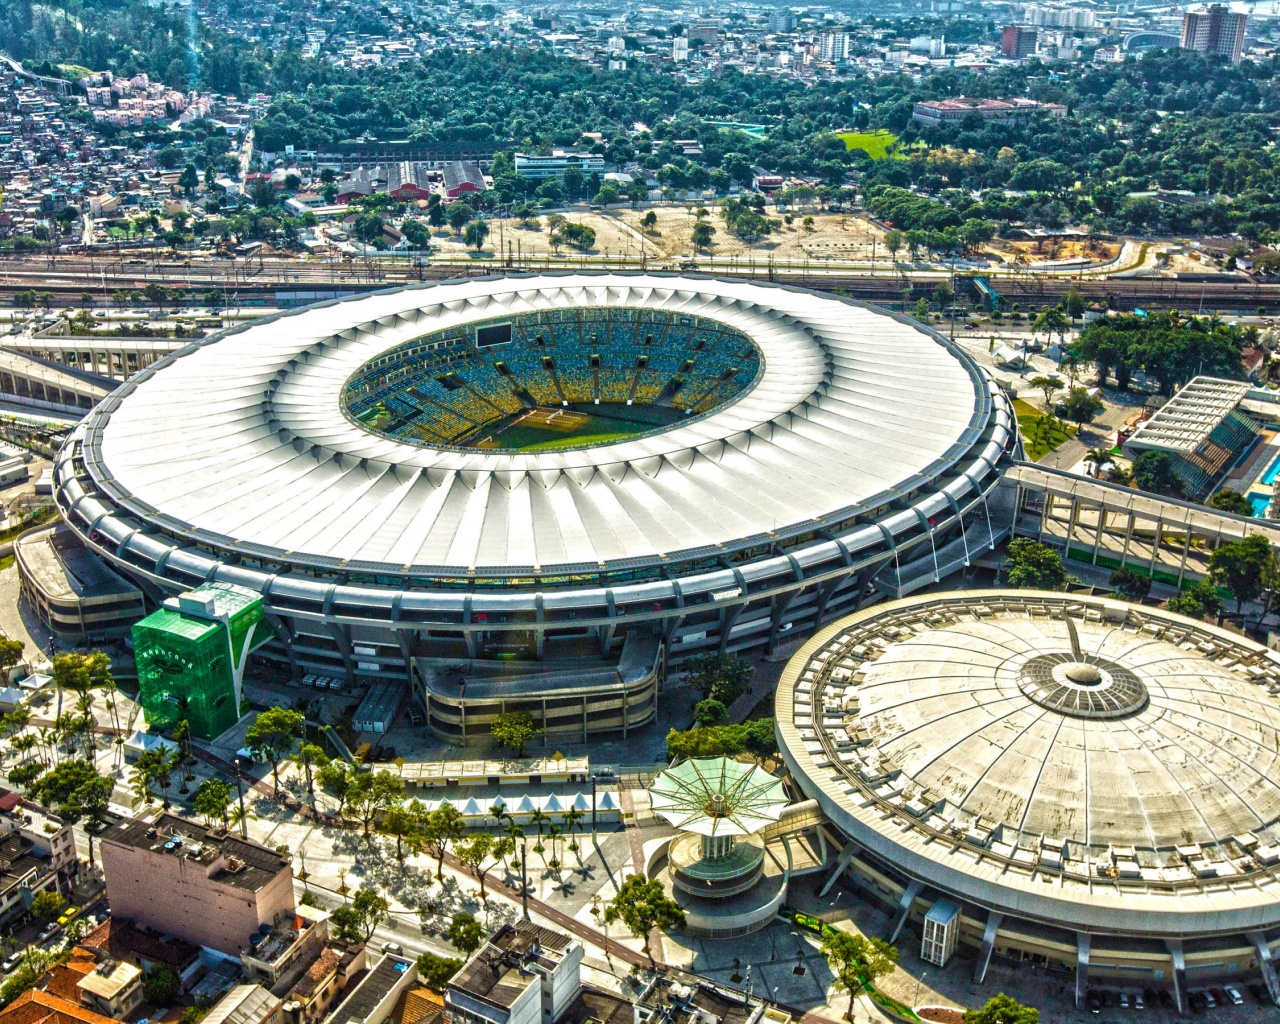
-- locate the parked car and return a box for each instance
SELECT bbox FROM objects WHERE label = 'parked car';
[381,942,402,955]
[1223,986,1244,1006]
[2,952,22,973]
[1133,991,1145,1010]
[56,906,80,927]
[1087,992,1101,1015]
[1203,989,1217,1009]
[1118,992,1129,1009]
[36,925,58,943]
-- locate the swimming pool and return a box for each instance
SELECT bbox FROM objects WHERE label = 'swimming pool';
[1261,450,1280,486]
[1252,494,1272,518]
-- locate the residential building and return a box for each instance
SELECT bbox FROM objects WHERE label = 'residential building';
[0,793,77,881]
[687,19,720,46]
[241,904,332,989]
[80,917,202,985]
[512,150,605,181]
[205,985,283,1024]
[1181,4,1246,62]
[0,990,118,1024]
[444,923,583,1024]
[324,954,417,1024]
[1000,25,1038,58]
[672,36,689,61]
[768,11,795,33]
[817,31,849,62]
[288,943,364,1021]
[99,813,296,957]
[74,959,145,1020]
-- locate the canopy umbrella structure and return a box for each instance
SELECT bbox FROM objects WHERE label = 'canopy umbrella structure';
[650,757,789,853]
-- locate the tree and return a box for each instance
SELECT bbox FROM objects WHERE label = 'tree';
[291,742,329,808]
[30,890,64,923]
[380,802,417,865]
[884,229,903,262]
[964,993,1039,1024]
[1059,387,1103,426]
[422,804,465,880]
[491,711,539,757]
[1167,578,1222,620]
[349,887,391,942]
[1109,566,1152,603]
[318,760,358,817]
[1132,450,1183,498]
[1209,489,1252,516]
[1002,538,1068,590]
[821,930,898,1022]
[447,204,472,235]
[193,778,234,831]
[427,203,446,229]
[35,761,112,866]
[454,833,496,899]
[416,952,464,992]
[143,966,181,1007]
[448,912,485,956]
[349,770,403,838]
[691,221,715,252]
[604,874,686,966]
[1028,375,1065,416]
[641,211,658,234]
[1209,534,1271,616]
[0,635,23,673]
[693,698,728,726]
[245,706,303,795]
[464,218,490,251]
[685,654,752,705]
[1061,289,1086,325]
[1033,306,1070,350]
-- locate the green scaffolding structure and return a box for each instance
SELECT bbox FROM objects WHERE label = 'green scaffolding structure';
[133,582,268,740]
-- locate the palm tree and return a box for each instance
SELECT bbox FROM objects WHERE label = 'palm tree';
[529,808,548,854]
[564,807,584,862]
[1084,448,1110,478]
[130,751,161,806]
[546,824,562,870]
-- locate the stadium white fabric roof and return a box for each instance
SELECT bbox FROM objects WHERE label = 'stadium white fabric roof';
[92,275,983,573]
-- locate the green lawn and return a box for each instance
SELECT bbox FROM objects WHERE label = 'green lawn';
[835,129,899,159]
[518,431,633,452]
[1013,399,1076,461]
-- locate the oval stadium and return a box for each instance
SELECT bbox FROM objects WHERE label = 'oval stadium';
[777,589,1280,1006]
[52,273,1016,743]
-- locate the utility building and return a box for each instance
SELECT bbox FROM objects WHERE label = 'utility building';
[133,582,269,740]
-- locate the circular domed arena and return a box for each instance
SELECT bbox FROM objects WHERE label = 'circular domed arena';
[53,273,1014,744]
[777,590,1280,1010]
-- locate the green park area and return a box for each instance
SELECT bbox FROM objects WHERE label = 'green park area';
[1014,399,1076,461]
[835,130,899,159]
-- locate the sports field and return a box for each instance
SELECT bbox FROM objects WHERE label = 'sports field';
[465,403,684,452]
[835,130,898,159]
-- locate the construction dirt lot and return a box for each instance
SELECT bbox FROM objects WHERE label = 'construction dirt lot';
[427,205,894,264]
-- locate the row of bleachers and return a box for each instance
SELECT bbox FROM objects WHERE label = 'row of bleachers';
[343,308,762,443]
[598,369,633,403]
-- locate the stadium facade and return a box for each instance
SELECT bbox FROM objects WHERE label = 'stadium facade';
[53,274,1017,742]
[777,590,1280,1009]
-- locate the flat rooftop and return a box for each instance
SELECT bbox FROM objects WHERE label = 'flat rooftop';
[15,524,141,601]
[101,813,291,893]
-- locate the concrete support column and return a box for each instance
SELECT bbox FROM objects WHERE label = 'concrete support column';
[973,912,1004,985]
[1075,932,1091,1010]
[888,879,923,944]
[1247,931,1280,1006]
[1166,939,1186,1014]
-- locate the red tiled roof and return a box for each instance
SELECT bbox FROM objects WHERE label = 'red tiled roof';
[80,918,199,970]
[0,991,118,1024]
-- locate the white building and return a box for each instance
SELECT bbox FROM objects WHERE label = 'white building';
[672,35,690,61]
[817,30,849,61]
[445,922,583,1024]
[513,149,605,180]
